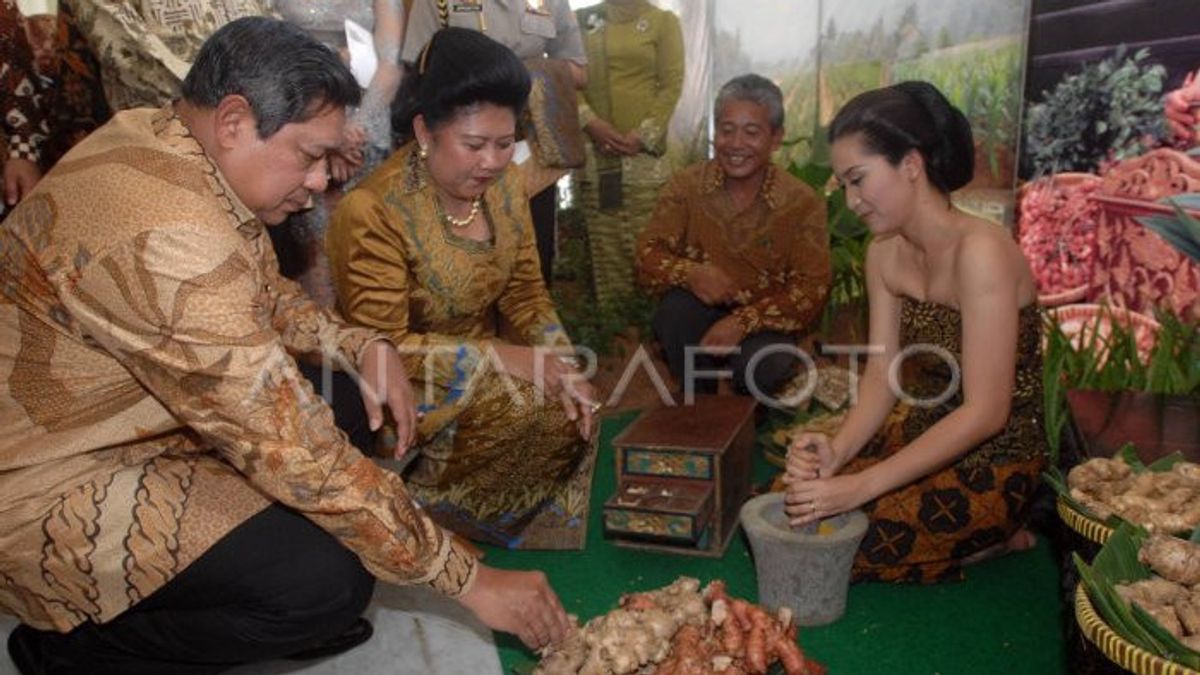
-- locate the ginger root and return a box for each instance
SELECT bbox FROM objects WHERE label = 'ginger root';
[1114,535,1200,655]
[1067,458,1200,533]
[1175,588,1200,636]
[1140,534,1200,586]
[536,578,824,675]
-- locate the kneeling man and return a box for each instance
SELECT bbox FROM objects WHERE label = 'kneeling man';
[637,74,831,400]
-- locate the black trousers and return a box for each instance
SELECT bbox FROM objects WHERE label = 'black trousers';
[652,288,800,399]
[7,367,377,674]
[299,362,376,456]
[530,184,557,285]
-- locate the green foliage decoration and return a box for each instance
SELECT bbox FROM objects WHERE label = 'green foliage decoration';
[1024,47,1168,176]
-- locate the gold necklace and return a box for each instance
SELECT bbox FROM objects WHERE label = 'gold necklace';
[438,196,482,228]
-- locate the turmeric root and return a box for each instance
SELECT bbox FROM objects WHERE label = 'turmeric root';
[719,614,744,654]
[771,631,809,675]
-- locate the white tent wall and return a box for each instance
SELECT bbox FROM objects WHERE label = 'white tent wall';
[15,0,55,16]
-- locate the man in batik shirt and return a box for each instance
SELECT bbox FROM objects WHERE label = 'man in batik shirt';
[637,74,831,400]
[1,17,568,673]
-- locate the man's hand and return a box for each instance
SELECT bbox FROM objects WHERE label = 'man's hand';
[459,564,572,651]
[699,315,745,350]
[3,158,42,206]
[357,340,418,457]
[329,152,362,184]
[686,263,738,305]
[329,124,367,184]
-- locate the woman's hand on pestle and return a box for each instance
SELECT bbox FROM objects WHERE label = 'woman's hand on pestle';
[782,472,870,528]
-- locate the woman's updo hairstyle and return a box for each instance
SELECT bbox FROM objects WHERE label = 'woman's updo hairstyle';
[392,27,531,143]
[828,81,974,194]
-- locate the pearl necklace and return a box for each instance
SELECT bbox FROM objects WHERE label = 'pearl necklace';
[439,196,482,228]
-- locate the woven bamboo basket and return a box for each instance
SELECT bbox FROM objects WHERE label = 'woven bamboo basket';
[1057,496,1115,546]
[1075,585,1200,675]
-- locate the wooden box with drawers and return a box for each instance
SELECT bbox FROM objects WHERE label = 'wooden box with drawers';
[602,395,756,556]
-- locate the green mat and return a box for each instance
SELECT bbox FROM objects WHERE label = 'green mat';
[483,412,1068,674]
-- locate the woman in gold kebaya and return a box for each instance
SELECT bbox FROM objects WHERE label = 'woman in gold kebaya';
[327,28,597,550]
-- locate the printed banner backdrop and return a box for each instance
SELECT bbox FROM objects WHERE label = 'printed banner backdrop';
[570,0,1030,223]
[1020,0,1200,178]
[712,0,818,171]
[815,0,1029,224]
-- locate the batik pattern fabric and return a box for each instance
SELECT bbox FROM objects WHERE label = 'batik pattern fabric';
[0,0,49,163]
[636,160,831,334]
[327,142,594,549]
[0,107,478,634]
[523,56,586,170]
[849,299,1047,583]
[67,0,273,110]
[39,1,112,165]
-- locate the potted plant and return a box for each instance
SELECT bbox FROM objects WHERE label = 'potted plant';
[1043,306,1200,467]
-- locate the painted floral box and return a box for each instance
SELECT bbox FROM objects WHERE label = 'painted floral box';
[605,395,756,557]
[602,479,714,546]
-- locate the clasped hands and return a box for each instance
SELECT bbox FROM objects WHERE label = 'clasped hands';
[782,432,867,528]
[584,118,643,157]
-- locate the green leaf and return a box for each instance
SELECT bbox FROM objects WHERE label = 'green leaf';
[1165,192,1200,211]
[1118,444,1146,472]
[1089,522,1150,581]
[1191,525,1200,545]
[1076,553,1159,650]
[1042,467,1068,496]
[510,661,536,675]
[1145,452,1185,472]
[788,162,832,192]
[1130,602,1200,667]
[1136,213,1200,264]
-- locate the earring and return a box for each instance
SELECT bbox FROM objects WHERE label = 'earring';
[419,145,428,160]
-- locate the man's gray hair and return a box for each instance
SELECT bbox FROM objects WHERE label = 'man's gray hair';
[715,74,785,131]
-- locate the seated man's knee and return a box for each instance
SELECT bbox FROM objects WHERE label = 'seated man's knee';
[269,524,375,628]
[652,288,704,333]
[298,365,374,455]
[736,343,801,398]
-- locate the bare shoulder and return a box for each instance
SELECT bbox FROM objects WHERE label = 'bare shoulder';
[955,214,1036,302]
[865,234,904,292]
